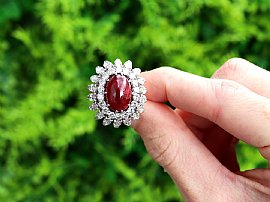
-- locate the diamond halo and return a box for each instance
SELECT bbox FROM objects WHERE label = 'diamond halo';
[88,59,147,128]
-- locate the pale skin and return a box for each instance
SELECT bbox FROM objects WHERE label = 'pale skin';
[131,58,270,201]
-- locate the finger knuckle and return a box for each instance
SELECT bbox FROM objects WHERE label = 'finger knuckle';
[209,79,242,122]
[156,66,177,101]
[213,58,247,79]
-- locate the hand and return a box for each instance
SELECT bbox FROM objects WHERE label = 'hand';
[132,58,270,201]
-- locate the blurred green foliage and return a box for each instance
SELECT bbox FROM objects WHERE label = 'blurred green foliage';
[0,0,269,201]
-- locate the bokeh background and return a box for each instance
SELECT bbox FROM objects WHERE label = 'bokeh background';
[0,0,270,201]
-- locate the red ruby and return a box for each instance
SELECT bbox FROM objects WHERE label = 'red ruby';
[105,74,132,112]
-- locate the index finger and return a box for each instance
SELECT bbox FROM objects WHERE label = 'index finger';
[141,67,270,147]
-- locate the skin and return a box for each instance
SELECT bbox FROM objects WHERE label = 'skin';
[131,58,270,201]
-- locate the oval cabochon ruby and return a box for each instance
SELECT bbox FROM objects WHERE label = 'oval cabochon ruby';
[105,74,132,112]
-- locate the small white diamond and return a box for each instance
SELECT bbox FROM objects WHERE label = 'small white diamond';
[104,110,109,115]
[134,87,140,93]
[90,75,99,83]
[138,108,144,113]
[103,60,113,69]
[108,112,116,119]
[115,113,122,119]
[103,118,112,126]
[133,68,141,76]
[98,85,104,93]
[108,67,116,75]
[99,78,106,86]
[140,95,147,103]
[123,68,130,75]
[113,119,122,128]
[116,65,122,73]
[122,114,129,119]
[97,93,104,101]
[130,101,137,107]
[102,71,110,79]
[87,94,96,101]
[88,84,96,92]
[137,104,144,113]
[114,59,122,68]
[139,86,147,94]
[129,73,136,79]
[98,101,107,109]
[133,94,140,101]
[132,80,138,87]
[89,103,98,111]
[123,118,131,126]
[96,111,105,120]
[138,77,145,85]
[96,66,105,74]
[126,107,135,114]
[131,108,136,114]
[132,112,140,120]
[124,60,132,69]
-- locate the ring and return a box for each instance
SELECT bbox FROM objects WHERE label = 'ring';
[88,59,147,128]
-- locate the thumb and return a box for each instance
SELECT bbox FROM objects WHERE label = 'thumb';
[132,101,235,199]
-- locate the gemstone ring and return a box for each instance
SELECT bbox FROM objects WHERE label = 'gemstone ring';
[88,59,147,128]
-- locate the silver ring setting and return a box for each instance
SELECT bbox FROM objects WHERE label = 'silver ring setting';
[88,59,147,128]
